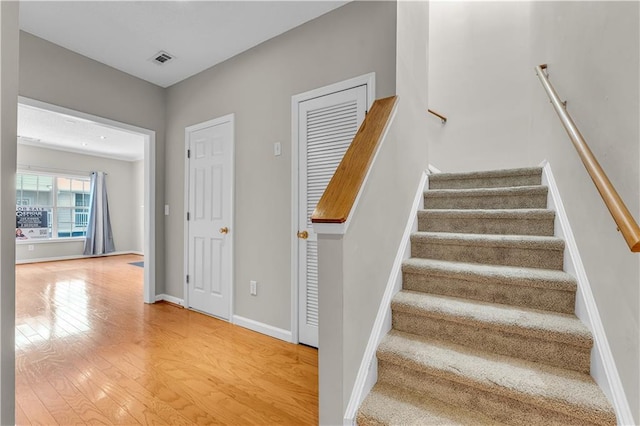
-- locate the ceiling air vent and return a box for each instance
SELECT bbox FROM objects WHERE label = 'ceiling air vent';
[150,51,174,65]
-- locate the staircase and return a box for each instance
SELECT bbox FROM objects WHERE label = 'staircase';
[357,167,616,425]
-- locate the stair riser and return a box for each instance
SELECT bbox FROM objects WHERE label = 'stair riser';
[418,215,555,236]
[402,271,576,314]
[411,239,564,270]
[377,360,605,426]
[392,311,590,373]
[425,193,547,210]
[429,174,542,190]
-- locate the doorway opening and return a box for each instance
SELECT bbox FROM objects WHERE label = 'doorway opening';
[16,97,156,302]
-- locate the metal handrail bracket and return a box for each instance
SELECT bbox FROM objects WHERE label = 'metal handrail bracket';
[535,64,640,252]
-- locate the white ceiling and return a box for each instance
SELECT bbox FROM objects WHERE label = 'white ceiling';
[18,1,346,160]
[18,104,146,162]
[19,1,347,88]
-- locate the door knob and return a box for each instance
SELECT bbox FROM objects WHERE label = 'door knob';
[297,230,309,239]
[219,227,229,234]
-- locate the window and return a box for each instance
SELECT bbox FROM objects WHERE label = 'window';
[16,172,91,240]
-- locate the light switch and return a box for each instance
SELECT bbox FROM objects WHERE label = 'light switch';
[164,204,170,216]
[274,142,282,157]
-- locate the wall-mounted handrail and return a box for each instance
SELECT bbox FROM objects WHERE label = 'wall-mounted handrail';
[535,64,640,252]
[428,109,447,124]
[311,96,398,224]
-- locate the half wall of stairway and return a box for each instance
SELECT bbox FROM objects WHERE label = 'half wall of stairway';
[314,3,430,424]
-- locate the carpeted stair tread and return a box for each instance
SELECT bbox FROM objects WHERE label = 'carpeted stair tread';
[424,185,548,210]
[377,330,616,425]
[411,231,565,270]
[402,258,576,313]
[357,382,503,426]
[402,258,576,292]
[420,208,554,220]
[418,208,555,236]
[412,232,564,250]
[429,167,543,190]
[392,291,591,348]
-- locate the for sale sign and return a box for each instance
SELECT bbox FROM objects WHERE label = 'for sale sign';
[16,207,49,240]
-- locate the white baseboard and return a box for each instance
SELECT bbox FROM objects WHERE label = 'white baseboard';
[541,161,633,425]
[15,250,141,265]
[427,163,442,174]
[343,170,428,425]
[155,294,184,307]
[232,315,292,343]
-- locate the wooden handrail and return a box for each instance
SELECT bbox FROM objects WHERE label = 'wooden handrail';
[428,109,447,124]
[311,96,398,224]
[536,64,640,252]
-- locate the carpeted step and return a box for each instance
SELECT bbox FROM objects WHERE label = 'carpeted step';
[391,291,591,373]
[424,186,548,210]
[357,382,502,426]
[418,208,555,236]
[428,167,543,190]
[402,258,576,314]
[376,331,615,426]
[411,232,564,270]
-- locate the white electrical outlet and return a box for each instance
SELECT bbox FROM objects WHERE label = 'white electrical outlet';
[28,245,34,251]
[250,280,257,296]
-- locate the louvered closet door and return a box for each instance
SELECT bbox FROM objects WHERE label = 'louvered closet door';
[298,85,367,347]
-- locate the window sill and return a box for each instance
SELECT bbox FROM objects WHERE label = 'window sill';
[16,238,85,245]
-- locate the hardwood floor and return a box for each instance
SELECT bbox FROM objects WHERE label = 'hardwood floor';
[15,255,318,425]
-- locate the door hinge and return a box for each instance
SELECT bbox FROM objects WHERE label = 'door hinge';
[187,149,191,158]
[187,212,190,221]
[186,274,190,284]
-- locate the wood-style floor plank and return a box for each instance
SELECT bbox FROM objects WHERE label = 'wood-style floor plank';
[16,254,318,425]
[28,379,85,425]
[16,384,58,425]
[15,399,31,426]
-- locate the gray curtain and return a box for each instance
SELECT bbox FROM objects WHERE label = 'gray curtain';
[83,171,115,255]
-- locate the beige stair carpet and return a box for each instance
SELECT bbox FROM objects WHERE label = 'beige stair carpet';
[357,167,616,425]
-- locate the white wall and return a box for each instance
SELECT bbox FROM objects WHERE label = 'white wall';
[165,1,397,330]
[133,159,144,253]
[428,1,533,172]
[528,2,639,421]
[15,145,144,262]
[427,1,639,421]
[19,31,165,291]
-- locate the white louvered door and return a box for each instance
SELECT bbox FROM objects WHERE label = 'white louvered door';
[297,85,367,347]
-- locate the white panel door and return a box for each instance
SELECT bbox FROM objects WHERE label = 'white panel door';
[187,116,233,319]
[298,86,367,347]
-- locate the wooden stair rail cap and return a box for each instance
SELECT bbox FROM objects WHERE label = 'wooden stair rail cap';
[311,95,398,224]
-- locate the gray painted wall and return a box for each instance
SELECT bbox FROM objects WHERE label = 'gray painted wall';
[0,2,19,423]
[15,145,144,262]
[19,31,166,292]
[529,2,639,420]
[165,1,397,330]
[427,1,639,420]
[341,0,430,415]
[428,1,533,171]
